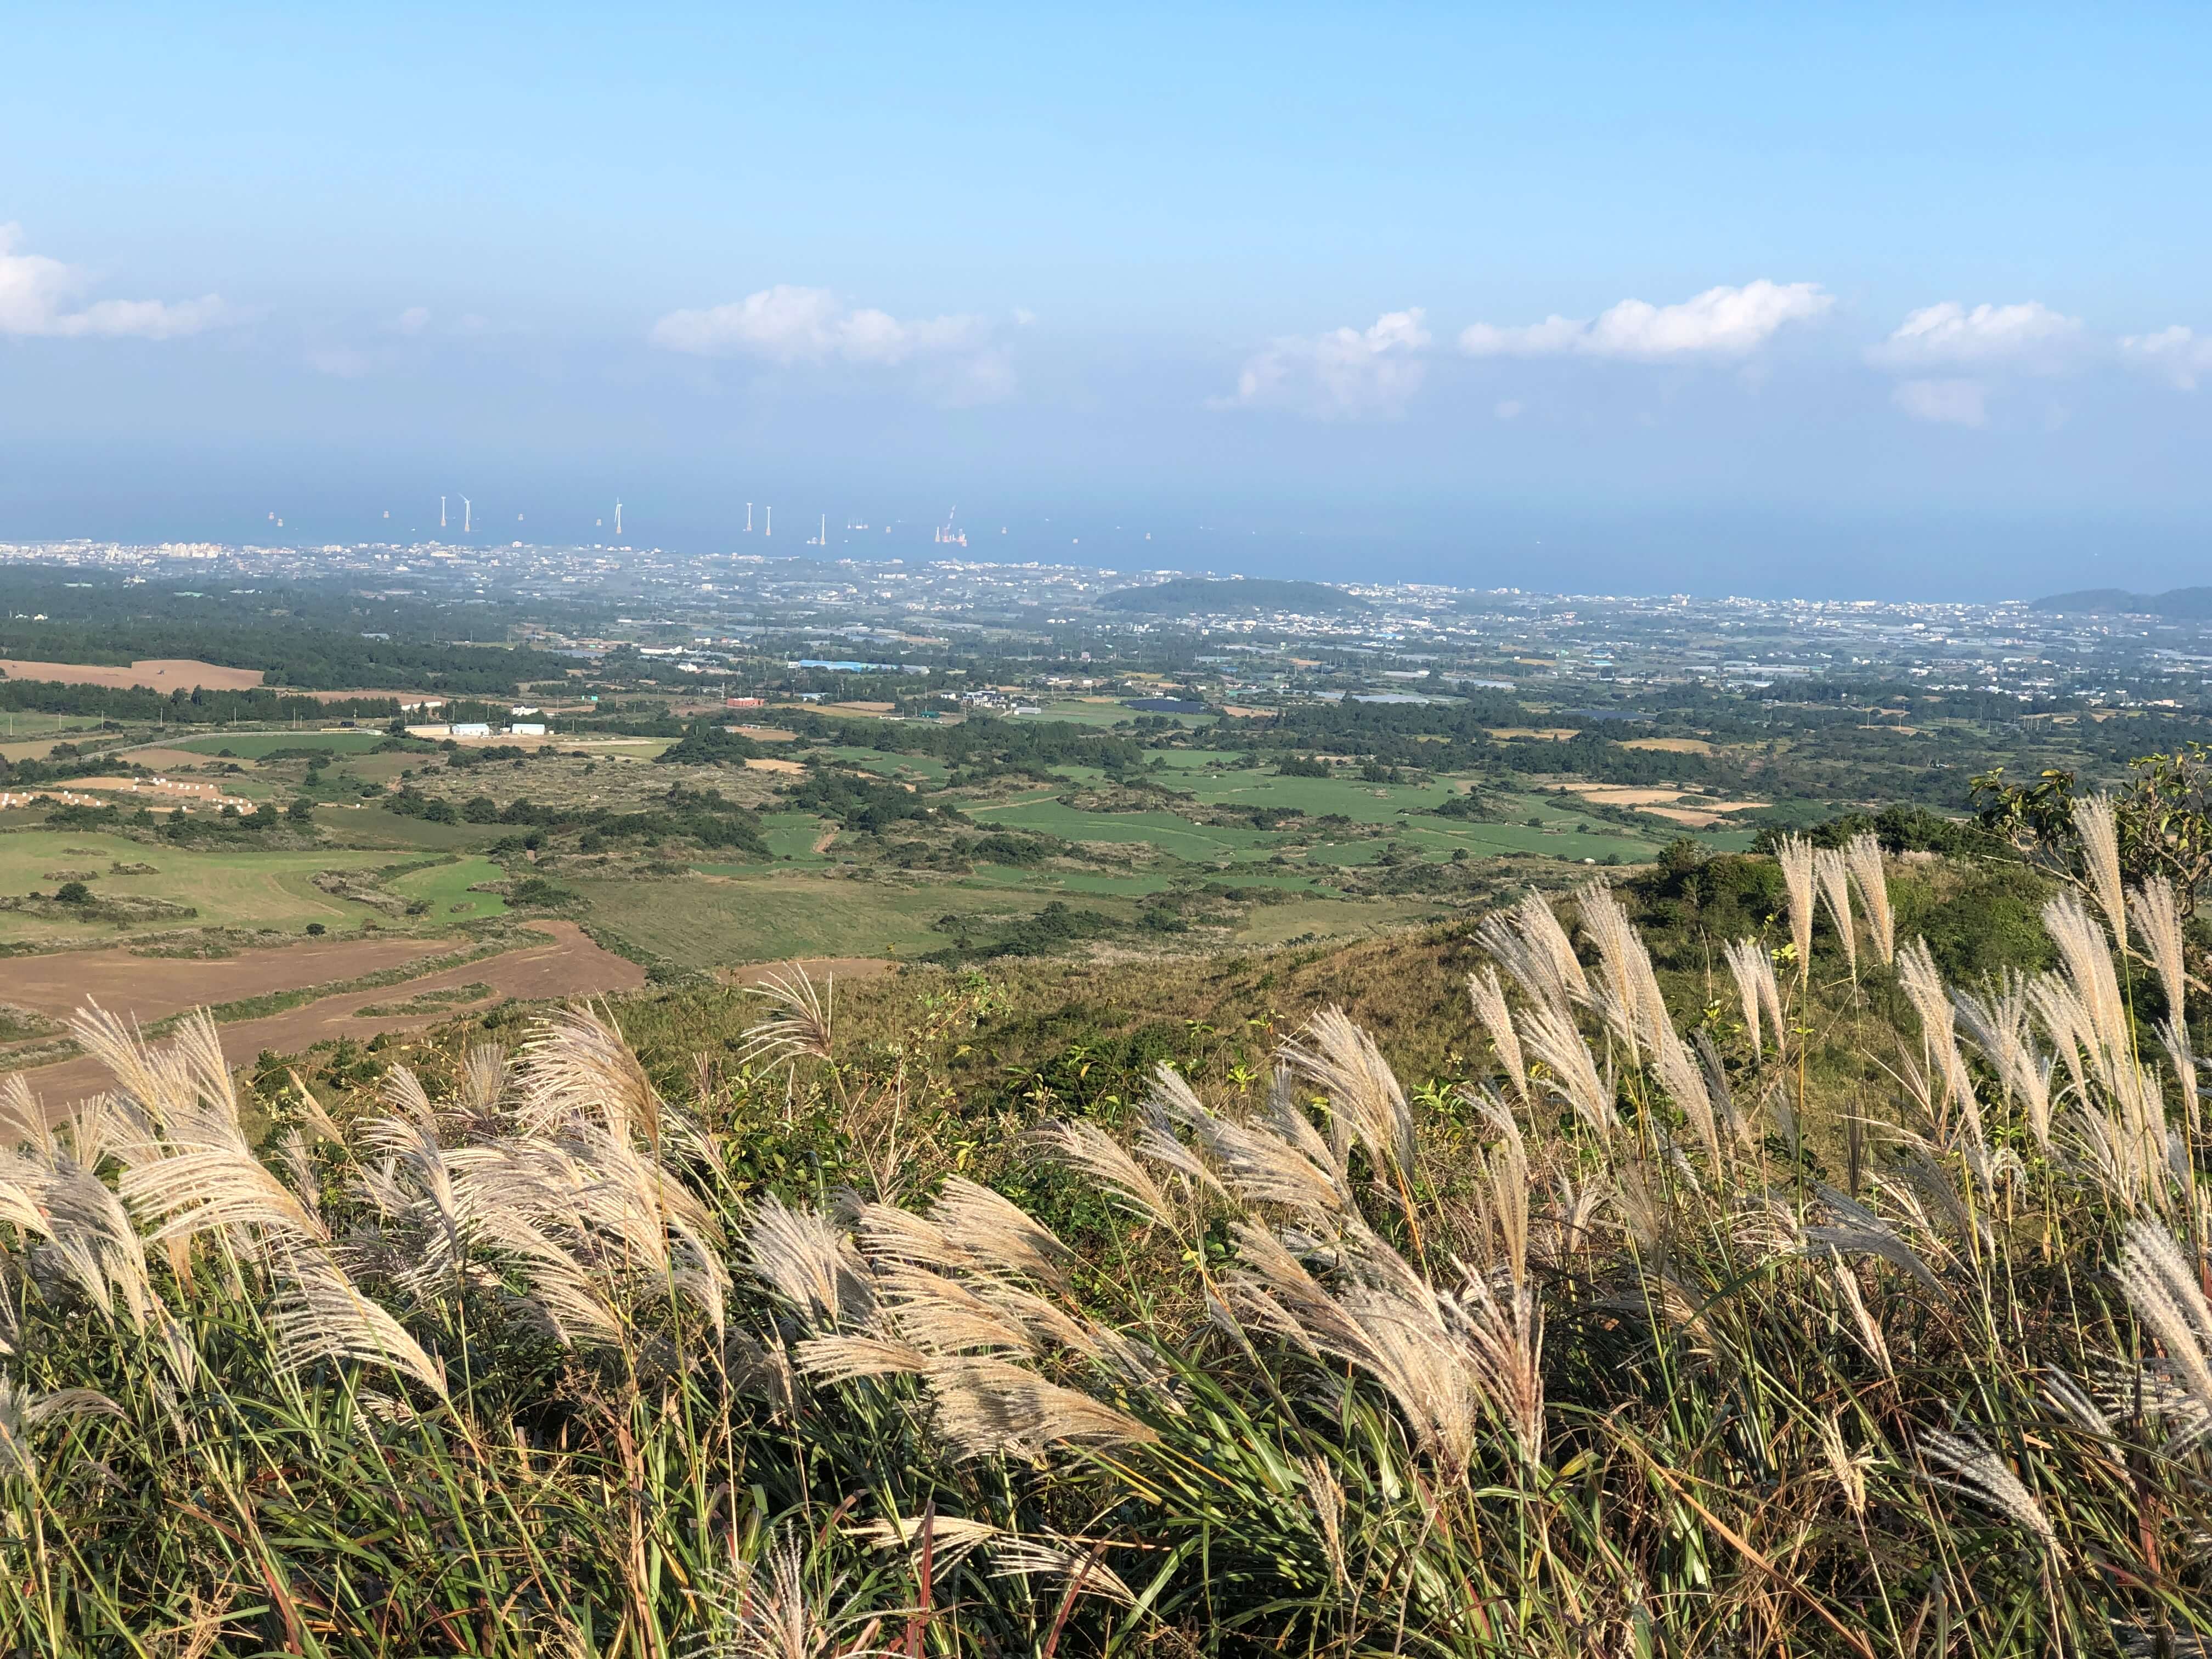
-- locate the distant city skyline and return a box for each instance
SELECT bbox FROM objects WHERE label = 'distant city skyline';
[7,4,2212,597]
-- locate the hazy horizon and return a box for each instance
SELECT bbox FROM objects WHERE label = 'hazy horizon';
[9,4,2212,601]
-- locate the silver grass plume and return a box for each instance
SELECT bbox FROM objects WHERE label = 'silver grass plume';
[928,1175,1072,1287]
[2113,1220,2212,1447]
[982,1534,1137,1606]
[1651,1025,1723,1166]
[1515,1000,1619,1140]
[2130,875,2190,1026]
[1814,845,1857,976]
[923,1356,1159,1460]
[2044,893,2131,1070]
[1897,939,1983,1147]
[1775,834,1818,979]
[1722,936,1782,1062]
[0,1074,51,1159]
[1844,832,1896,967]
[1277,1007,1415,1177]
[1474,888,1588,1012]
[1919,1428,2059,1552]
[267,1245,448,1398]
[0,1376,123,1483]
[1467,964,1528,1102]
[1023,1119,1178,1231]
[91,1011,325,1257]
[1577,881,1666,1059]
[2074,793,2128,956]
[2162,1018,2202,1138]
[744,1195,876,1330]
[1954,971,2053,1150]
[737,963,836,1068]
[513,1002,668,1143]
[1143,1064,1347,1225]
[695,1533,870,1659]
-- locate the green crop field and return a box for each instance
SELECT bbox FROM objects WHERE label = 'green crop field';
[391,856,509,920]
[963,794,1276,859]
[569,872,1074,968]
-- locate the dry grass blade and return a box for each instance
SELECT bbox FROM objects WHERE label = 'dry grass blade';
[1474,888,1588,1012]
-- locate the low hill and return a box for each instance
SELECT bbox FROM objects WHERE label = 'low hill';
[2034,585,2212,618]
[1097,576,1366,616]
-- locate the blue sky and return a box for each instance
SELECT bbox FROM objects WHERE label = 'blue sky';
[6,3,2212,597]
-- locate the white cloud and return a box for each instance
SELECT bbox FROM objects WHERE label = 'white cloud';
[1216,308,1432,419]
[1459,281,1831,360]
[1493,399,1523,420]
[2121,325,2212,391]
[1892,377,1987,427]
[1871,301,2080,369]
[392,306,432,335]
[650,284,988,365]
[0,223,232,340]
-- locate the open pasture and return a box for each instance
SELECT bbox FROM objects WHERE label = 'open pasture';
[0,830,410,944]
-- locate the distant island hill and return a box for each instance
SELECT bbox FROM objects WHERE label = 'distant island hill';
[2035,586,2212,619]
[1097,576,1366,615]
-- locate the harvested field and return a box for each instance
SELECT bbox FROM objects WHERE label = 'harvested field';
[743,757,808,775]
[729,725,798,742]
[1621,737,1714,754]
[9,921,642,1107]
[0,934,458,1030]
[1487,727,1578,741]
[0,658,263,691]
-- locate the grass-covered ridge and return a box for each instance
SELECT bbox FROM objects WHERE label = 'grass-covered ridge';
[3,823,2212,1654]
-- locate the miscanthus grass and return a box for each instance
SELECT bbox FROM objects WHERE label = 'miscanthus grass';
[3,865,2212,1656]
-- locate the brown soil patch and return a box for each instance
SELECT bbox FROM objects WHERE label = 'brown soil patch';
[0,658,264,691]
[744,757,808,775]
[1558,785,1685,806]
[0,935,458,1028]
[811,829,839,855]
[1621,737,1714,755]
[9,922,642,1109]
[1644,807,1725,828]
[827,701,897,714]
[1488,727,1578,741]
[730,725,798,742]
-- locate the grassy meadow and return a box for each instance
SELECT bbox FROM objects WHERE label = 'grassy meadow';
[5,824,2212,1653]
